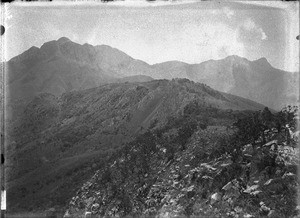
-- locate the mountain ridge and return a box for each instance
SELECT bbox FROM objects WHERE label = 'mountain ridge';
[6,78,268,213]
[7,39,278,70]
[6,37,299,111]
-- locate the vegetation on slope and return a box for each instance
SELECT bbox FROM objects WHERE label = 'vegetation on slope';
[6,79,267,215]
[66,105,299,218]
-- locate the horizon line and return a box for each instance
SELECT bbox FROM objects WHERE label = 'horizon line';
[8,36,295,73]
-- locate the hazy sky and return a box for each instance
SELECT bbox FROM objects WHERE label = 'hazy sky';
[3,1,299,72]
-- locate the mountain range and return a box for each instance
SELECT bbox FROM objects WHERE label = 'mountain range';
[6,37,299,111]
[4,37,299,215]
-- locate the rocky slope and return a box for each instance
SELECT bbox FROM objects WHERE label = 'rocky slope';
[6,79,267,214]
[65,106,299,218]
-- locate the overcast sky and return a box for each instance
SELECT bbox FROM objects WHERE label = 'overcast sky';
[3,1,299,72]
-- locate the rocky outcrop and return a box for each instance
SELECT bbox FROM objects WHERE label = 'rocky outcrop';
[65,110,299,218]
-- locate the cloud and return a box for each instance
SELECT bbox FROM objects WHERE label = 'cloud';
[238,18,267,42]
[165,22,246,62]
[87,20,246,65]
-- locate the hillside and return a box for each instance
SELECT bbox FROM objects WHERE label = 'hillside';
[153,56,298,110]
[65,105,299,218]
[6,78,267,214]
[6,38,298,112]
[115,75,153,83]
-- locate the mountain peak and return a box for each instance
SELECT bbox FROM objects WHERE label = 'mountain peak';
[57,37,71,44]
[252,57,272,67]
[227,55,241,58]
[225,55,244,61]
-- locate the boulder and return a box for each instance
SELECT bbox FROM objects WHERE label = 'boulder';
[263,140,278,148]
[259,202,270,216]
[85,211,92,218]
[210,192,222,204]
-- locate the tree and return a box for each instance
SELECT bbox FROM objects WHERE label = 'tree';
[260,107,274,143]
[261,107,273,128]
[274,106,298,146]
[177,117,198,150]
[233,111,263,145]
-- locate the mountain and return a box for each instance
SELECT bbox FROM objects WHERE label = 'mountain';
[6,37,116,103]
[6,79,266,214]
[5,37,155,119]
[182,56,299,110]
[6,37,298,112]
[6,37,153,104]
[5,37,299,216]
[152,56,298,110]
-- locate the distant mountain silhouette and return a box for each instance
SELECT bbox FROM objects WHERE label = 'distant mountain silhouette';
[6,37,298,110]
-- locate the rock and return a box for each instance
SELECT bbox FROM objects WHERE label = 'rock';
[259,202,270,216]
[234,206,242,213]
[85,211,92,218]
[264,179,273,186]
[91,203,100,212]
[63,210,72,218]
[282,172,296,179]
[222,179,242,201]
[222,179,240,192]
[84,197,94,208]
[291,130,300,140]
[200,163,217,171]
[210,192,222,204]
[243,214,254,218]
[243,184,259,194]
[242,144,253,155]
[222,180,234,191]
[263,140,278,148]
[250,190,262,196]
